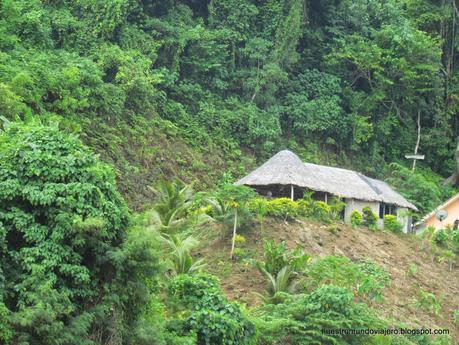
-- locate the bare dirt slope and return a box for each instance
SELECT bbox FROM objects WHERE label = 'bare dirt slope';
[199,218,459,341]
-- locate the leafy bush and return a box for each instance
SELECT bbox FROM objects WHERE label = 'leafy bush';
[432,229,449,246]
[350,210,363,227]
[254,285,380,345]
[247,197,340,223]
[415,288,444,315]
[305,256,391,302]
[259,240,310,278]
[0,121,160,344]
[168,274,255,345]
[0,302,12,344]
[234,234,246,245]
[328,197,346,219]
[265,197,299,219]
[312,201,332,222]
[296,198,313,217]
[362,206,378,230]
[384,214,403,233]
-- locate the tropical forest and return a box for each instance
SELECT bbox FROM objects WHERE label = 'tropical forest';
[1,0,459,344]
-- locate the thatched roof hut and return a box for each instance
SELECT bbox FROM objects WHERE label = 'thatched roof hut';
[235,150,417,210]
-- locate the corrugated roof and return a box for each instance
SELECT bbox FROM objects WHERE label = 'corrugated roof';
[235,150,417,210]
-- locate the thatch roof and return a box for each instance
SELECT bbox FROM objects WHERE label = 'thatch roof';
[236,150,417,210]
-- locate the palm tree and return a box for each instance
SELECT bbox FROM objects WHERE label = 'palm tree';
[161,234,206,276]
[148,179,196,233]
[256,263,299,296]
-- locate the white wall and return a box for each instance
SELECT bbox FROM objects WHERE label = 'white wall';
[344,199,380,224]
[344,200,411,233]
[396,207,411,233]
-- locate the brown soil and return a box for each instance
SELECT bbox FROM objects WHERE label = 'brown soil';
[199,218,459,341]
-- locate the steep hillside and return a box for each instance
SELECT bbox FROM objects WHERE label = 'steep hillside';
[199,218,459,340]
[78,117,255,210]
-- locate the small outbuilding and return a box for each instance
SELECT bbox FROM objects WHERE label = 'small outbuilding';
[235,150,418,233]
[416,193,459,231]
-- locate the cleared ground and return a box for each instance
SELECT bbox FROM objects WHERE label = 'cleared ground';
[198,218,459,341]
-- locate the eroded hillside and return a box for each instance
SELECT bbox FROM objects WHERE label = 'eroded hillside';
[199,219,459,340]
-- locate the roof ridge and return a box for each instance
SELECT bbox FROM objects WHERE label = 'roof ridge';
[357,173,383,195]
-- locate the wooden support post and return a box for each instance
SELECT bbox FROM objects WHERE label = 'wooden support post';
[290,184,294,201]
[230,208,238,259]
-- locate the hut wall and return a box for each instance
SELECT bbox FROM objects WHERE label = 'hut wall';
[396,207,411,233]
[344,199,380,224]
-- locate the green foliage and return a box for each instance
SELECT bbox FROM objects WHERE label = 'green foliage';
[149,179,198,233]
[328,197,346,219]
[312,201,332,223]
[0,302,13,344]
[351,210,363,228]
[0,0,458,215]
[168,274,255,345]
[362,206,378,230]
[234,234,246,245]
[264,197,299,219]
[0,121,160,344]
[161,234,206,276]
[408,263,418,277]
[246,196,342,223]
[305,256,391,302]
[387,164,454,217]
[415,288,444,315]
[453,309,459,324]
[256,240,310,298]
[384,214,403,233]
[254,285,380,345]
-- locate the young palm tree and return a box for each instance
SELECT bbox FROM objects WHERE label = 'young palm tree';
[149,179,202,233]
[256,240,310,299]
[256,263,299,296]
[161,234,206,276]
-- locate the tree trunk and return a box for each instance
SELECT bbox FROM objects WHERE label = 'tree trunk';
[412,111,421,172]
[230,208,238,259]
[444,139,459,186]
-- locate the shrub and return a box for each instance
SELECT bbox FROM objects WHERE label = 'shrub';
[432,229,449,246]
[247,197,340,223]
[384,214,403,233]
[305,256,391,302]
[265,197,299,219]
[415,288,444,315]
[296,198,312,217]
[0,121,157,343]
[328,197,345,219]
[0,302,12,344]
[350,210,363,227]
[362,206,378,229]
[168,274,255,345]
[312,201,332,222]
[254,285,379,345]
[234,234,246,245]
